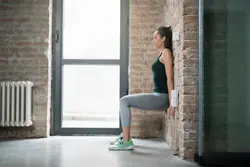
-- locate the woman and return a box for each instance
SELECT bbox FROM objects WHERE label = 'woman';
[109,26,175,150]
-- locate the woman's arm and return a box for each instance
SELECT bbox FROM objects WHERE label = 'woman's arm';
[161,49,174,107]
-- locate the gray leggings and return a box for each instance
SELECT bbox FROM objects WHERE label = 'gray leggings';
[120,93,169,127]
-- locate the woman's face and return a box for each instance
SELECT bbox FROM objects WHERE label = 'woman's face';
[152,31,164,49]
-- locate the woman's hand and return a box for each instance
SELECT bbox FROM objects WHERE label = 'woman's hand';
[168,106,175,117]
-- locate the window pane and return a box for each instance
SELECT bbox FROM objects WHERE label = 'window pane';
[62,65,120,128]
[203,0,250,152]
[62,0,120,60]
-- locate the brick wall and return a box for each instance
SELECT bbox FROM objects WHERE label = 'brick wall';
[129,0,198,159]
[203,0,228,152]
[129,0,166,137]
[163,0,197,159]
[0,0,52,138]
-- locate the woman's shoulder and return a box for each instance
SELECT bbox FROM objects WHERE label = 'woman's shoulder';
[162,48,173,58]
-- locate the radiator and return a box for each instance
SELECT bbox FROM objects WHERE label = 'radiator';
[0,81,34,127]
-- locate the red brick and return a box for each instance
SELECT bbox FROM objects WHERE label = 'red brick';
[179,58,196,67]
[180,85,196,94]
[183,0,196,8]
[184,15,197,23]
[183,7,197,15]
[184,23,197,31]
[184,32,197,40]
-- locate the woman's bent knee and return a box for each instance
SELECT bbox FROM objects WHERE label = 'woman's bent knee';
[120,95,130,105]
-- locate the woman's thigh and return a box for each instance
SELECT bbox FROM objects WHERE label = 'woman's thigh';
[120,93,169,111]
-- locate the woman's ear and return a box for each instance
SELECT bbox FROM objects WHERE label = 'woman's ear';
[162,36,166,42]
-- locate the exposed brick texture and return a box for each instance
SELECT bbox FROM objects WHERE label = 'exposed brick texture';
[0,0,52,138]
[163,0,197,160]
[129,0,166,137]
[203,0,228,152]
[130,0,198,159]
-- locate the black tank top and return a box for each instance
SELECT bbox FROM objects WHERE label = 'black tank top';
[151,53,168,93]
